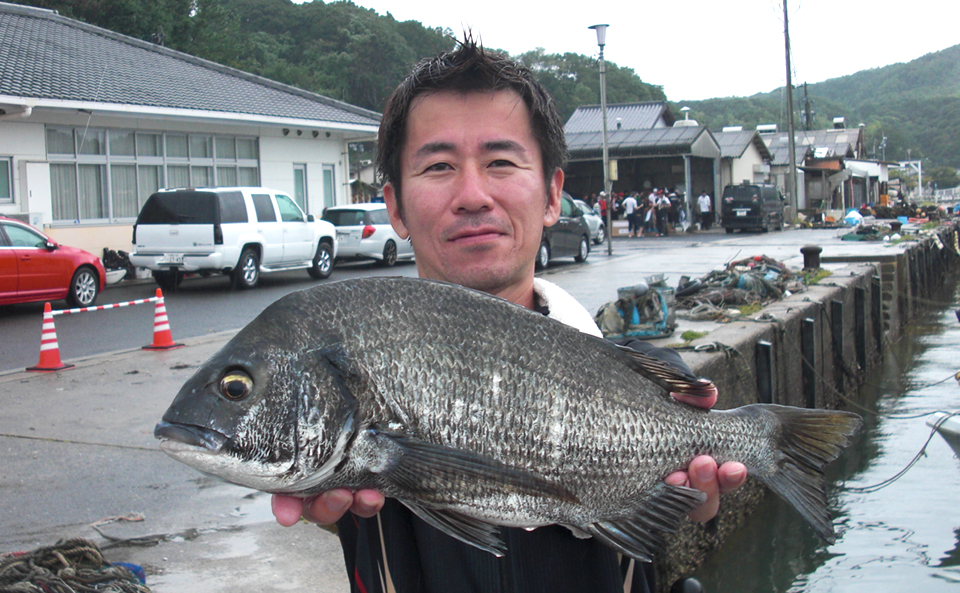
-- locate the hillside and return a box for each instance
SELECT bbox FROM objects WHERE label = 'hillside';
[672,44,960,169]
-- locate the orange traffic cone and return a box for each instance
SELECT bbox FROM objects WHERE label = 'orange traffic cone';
[143,289,184,350]
[27,303,74,372]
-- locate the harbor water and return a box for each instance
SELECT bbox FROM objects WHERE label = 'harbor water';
[693,282,960,592]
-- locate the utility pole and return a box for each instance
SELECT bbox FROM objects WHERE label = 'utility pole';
[784,0,799,217]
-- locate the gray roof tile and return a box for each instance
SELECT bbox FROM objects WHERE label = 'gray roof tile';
[0,2,381,127]
[564,102,674,134]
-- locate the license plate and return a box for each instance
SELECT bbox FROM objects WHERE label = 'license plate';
[736,210,749,217]
[160,253,184,264]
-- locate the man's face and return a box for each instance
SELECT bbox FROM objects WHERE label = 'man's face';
[383,90,562,300]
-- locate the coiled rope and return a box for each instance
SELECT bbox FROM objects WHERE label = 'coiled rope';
[0,538,149,593]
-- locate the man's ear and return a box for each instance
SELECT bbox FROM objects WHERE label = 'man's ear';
[383,183,410,240]
[543,168,564,227]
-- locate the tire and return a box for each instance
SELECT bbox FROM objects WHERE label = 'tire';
[232,248,260,289]
[308,242,333,279]
[535,241,550,270]
[152,270,182,292]
[67,266,99,307]
[379,240,398,267]
[595,225,605,245]
[575,236,590,263]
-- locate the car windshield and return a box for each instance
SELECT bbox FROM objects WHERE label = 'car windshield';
[724,186,761,202]
[322,210,367,226]
[137,192,219,224]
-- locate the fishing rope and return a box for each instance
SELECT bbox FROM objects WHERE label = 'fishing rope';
[841,411,960,494]
[0,538,149,593]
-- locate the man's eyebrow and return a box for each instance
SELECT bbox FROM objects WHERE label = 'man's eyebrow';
[483,140,527,154]
[413,141,456,159]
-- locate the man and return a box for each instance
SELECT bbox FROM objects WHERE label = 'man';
[272,39,746,592]
[698,190,713,230]
[622,192,639,237]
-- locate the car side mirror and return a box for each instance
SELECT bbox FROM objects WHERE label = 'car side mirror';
[45,240,58,251]
[307,214,315,222]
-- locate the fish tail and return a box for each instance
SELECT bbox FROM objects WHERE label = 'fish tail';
[730,404,862,543]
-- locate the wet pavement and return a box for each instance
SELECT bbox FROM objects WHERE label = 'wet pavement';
[0,225,937,592]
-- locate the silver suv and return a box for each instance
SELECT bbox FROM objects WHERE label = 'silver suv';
[130,187,337,290]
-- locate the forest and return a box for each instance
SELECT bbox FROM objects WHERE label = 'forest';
[11,0,960,186]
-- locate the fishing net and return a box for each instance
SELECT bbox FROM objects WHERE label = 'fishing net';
[0,538,149,593]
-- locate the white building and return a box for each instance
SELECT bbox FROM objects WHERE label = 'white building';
[0,2,380,255]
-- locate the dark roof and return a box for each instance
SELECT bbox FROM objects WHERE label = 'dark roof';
[564,102,675,134]
[566,125,714,160]
[761,129,861,166]
[0,2,380,128]
[714,130,772,160]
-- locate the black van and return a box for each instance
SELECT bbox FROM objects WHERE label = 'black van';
[721,183,785,233]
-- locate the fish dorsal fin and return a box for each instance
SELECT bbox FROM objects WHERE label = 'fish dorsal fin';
[584,483,707,562]
[367,428,578,504]
[404,502,506,557]
[615,346,716,399]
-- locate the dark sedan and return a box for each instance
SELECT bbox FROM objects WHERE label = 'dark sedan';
[536,192,591,269]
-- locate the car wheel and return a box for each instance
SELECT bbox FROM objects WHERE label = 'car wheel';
[535,241,550,270]
[152,270,182,292]
[595,225,605,245]
[67,266,99,307]
[379,240,398,267]
[575,236,590,263]
[232,248,260,289]
[308,242,333,279]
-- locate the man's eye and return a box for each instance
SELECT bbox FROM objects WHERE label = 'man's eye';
[489,159,516,168]
[424,162,452,172]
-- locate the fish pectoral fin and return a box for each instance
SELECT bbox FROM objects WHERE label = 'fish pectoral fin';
[404,502,507,557]
[585,483,707,562]
[368,429,579,504]
[616,346,716,399]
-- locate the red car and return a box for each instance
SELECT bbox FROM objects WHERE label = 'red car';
[0,216,106,307]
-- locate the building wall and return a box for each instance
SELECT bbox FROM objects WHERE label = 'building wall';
[0,112,356,255]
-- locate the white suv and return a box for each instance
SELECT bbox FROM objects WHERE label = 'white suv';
[130,187,337,290]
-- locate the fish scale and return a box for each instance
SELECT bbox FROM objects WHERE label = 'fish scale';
[156,276,862,560]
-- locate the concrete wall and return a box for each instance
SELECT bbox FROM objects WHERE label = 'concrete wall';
[655,222,960,589]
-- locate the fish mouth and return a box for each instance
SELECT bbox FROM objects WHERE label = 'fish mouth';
[155,420,228,453]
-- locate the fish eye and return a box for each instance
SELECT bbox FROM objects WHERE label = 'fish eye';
[220,371,253,401]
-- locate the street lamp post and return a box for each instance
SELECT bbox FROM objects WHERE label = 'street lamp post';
[589,24,612,255]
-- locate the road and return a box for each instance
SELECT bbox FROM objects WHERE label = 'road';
[0,261,420,373]
[2,226,860,374]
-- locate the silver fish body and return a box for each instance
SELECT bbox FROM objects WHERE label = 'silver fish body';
[156,277,862,560]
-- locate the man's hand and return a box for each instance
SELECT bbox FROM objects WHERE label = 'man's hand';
[272,489,385,527]
[667,384,748,523]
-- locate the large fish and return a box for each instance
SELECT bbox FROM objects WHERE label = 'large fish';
[155,277,861,560]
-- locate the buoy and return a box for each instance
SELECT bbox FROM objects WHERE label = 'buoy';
[26,303,75,372]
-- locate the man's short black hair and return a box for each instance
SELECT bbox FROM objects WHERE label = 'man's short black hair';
[377,35,568,213]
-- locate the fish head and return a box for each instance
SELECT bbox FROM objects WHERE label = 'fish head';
[155,301,358,494]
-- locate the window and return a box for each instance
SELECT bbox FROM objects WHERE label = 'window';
[46,127,259,223]
[0,157,11,203]
[293,163,307,211]
[322,165,335,209]
[252,194,276,222]
[276,194,304,222]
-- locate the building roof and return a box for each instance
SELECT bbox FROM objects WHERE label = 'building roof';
[0,2,380,130]
[566,125,717,160]
[761,128,862,166]
[564,102,675,134]
[714,129,772,161]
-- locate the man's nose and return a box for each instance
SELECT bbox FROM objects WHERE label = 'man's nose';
[452,165,494,211]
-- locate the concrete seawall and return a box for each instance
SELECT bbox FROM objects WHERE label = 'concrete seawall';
[657,222,960,588]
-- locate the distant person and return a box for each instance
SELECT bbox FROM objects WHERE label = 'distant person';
[656,189,671,236]
[623,192,639,237]
[698,190,713,230]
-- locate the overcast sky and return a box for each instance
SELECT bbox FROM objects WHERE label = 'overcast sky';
[338,0,956,101]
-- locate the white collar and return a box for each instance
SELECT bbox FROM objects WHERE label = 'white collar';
[533,278,603,338]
